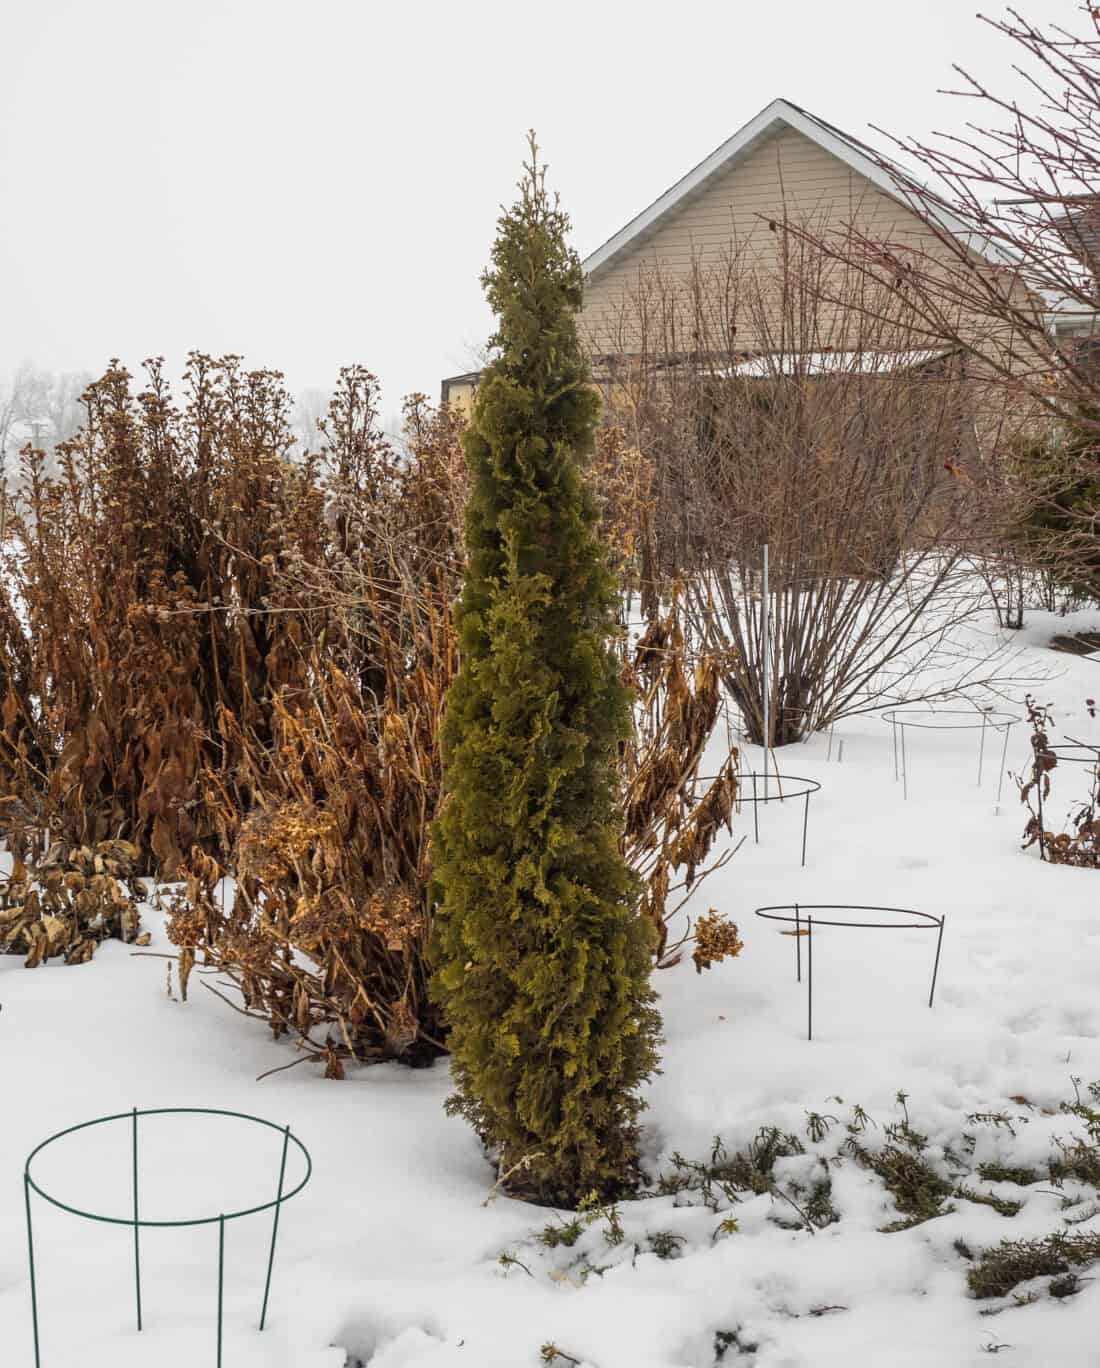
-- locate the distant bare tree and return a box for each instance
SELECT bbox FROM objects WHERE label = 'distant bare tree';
[0,380,18,458]
[41,371,90,449]
[590,240,1032,745]
[777,6,1100,625]
[291,385,331,454]
[0,385,16,510]
[788,7,1100,424]
[0,365,93,488]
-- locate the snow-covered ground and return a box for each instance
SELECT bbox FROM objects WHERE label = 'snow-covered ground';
[4,609,1100,1368]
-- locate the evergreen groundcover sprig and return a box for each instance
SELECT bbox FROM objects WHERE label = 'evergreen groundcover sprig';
[431,136,661,1206]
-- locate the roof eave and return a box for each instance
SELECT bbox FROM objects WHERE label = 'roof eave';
[580,96,1010,282]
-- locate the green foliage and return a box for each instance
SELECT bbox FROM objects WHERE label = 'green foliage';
[1049,1077,1100,1184]
[577,1190,626,1246]
[955,1186,1023,1218]
[975,1162,1041,1186]
[845,1134,954,1229]
[430,137,661,1206]
[647,1231,686,1260]
[966,1111,1019,1138]
[719,1126,807,1194]
[1049,1272,1084,1298]
[793,1170,841,1228]
[1048,1139,1100,1186]
[845,1103,877,1135]
[537,1216,586,1249]
[804,1111,838,1143]
[654,1127,838,1235]
[497,1250,533,1277]
[657,1128,806,1210]
[967,1231,1100,1298]
[1014,415,1100,602]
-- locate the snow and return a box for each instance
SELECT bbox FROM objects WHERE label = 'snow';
[3,608,1100,1367]
[718,349,952,377]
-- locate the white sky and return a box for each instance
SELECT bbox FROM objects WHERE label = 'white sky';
[0,0,1087,422]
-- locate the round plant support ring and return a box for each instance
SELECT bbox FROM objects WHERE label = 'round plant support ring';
[703,771,821,867]
[880,706,1018,803]
[1044,741,1100,765]
[23,1107,312,1368]
[753,903,946,1041]
[1029,740,1100,862]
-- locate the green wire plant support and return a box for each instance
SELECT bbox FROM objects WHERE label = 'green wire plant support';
[23,1106,312,1367]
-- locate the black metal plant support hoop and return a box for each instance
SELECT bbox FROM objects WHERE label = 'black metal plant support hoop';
[881,707,1018,803]
[23,1107,312,1368]
[753,904,946,1041]
[1031,740,1100,862]
[696,771,821,867]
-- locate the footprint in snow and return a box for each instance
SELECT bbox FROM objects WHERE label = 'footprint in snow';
[1005,1006,1044,1034]
[1058,1008,1100,1039]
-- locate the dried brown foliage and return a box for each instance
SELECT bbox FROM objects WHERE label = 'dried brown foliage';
[0,354,326,873]
[620,591,740,966]
[1019,693,1100,866]
[0,354,737,1065]
[183,404,741,1069]
[164,389,464,1066]
[586,433,742,969]
[0,838,144,967]
[589,425,662,619]
[690,909,744,974]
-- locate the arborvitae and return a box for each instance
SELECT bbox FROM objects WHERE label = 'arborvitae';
[431,138,661,1206]
[1016,409,1100,602]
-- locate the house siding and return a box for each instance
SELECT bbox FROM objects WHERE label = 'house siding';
[440,372,480,416]
[580,125,939,353]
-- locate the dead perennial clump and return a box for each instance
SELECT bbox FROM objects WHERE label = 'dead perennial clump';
[0,354,741,1069]
[1019,695,1100,866]
[0,838,144,966]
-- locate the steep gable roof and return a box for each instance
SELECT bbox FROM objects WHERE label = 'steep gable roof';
[581,97,1003,280]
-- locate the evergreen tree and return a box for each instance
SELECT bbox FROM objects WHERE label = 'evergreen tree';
[1016,411,1100,603]
[431,138,661,1206]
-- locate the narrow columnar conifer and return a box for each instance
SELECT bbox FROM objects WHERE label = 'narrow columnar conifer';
[431,138,661,1206]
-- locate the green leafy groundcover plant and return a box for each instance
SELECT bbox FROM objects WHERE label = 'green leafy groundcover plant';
[431,137,661,1207]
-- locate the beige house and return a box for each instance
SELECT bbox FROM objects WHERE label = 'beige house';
[441,96,1039,410]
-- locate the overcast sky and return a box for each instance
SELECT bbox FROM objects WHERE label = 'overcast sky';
[0,0,1087,423]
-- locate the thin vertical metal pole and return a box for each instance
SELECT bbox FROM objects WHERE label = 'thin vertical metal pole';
[25,1173,41,1368]
[1037,751,1047,860]
[217,1215,225,1368]
[762,543,769,797]
[929,916,945,1008]
[132,1107,142,1332]
[752,771,759,844]
[826,724,834,762]
[996,724,1011,806]
[892,717,898,780]
[801,792,810,868]
[978,713,987,788]
[901,724,909,801]
[795,903,801,982]
[807,915,814,1042]
[259,1126,291,1331]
